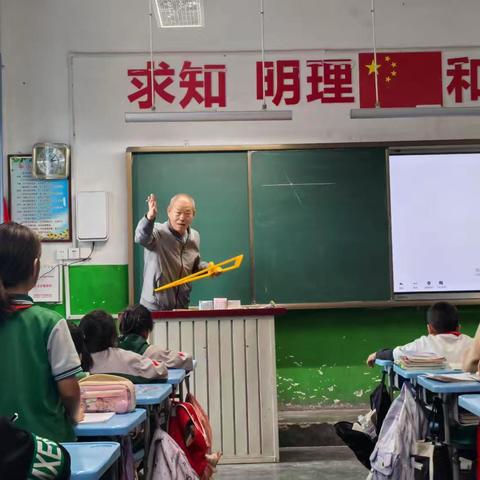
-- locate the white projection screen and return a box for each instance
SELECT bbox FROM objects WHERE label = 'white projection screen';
[389,149,480,299]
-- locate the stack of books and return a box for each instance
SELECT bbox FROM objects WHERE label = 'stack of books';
[396,352,448,371]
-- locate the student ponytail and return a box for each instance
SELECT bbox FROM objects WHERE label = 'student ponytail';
[81,349,94,372]
[119,304,153,336]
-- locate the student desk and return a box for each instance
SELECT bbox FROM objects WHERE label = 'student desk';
[459,394,480,416]
[393,365,460,386]
[375,359,394,398]
[416,376,480,480]
[62,442,120,480]
[375,359,393,369]
[166,368,187,401]
[135,383,173,465]
[74,409,147,437]
[135,383,172,405]
[167,368,186,385]
[75,409,147,480]
[151,307,287,464]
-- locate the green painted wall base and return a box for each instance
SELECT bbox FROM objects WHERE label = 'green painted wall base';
[276,306,480,408]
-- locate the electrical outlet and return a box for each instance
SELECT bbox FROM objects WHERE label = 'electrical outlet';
[68,248,80,260]
[56,248,67,261]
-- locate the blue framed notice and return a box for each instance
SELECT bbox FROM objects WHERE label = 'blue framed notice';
[8,155,71,241]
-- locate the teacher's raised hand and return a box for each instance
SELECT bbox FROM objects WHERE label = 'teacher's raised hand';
[146,193,157,221]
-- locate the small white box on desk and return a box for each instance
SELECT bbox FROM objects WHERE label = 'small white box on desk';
[199,300,213,310]
[228,300,241,309]
[213,298,227,309]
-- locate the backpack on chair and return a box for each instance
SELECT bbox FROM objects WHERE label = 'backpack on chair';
[370,370,392,435]
[167,384,221,480]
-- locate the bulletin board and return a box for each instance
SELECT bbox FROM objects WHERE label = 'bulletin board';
[8,155,72,241]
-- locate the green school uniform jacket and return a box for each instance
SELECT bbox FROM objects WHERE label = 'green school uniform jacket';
[119,333,149,355]
[0,295,82,442]
[119,333,194,370]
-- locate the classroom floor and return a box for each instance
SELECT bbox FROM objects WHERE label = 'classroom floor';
[215,446,367,479]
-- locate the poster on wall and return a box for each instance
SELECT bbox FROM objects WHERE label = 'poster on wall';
[29,264,62,303]
[8,155,71,241]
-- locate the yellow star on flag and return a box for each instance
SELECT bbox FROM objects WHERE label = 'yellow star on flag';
[385,56,391,61]
[391,62,397,67]
[386,76,391,83]
[365,59,381,75]
[391,71,397,77]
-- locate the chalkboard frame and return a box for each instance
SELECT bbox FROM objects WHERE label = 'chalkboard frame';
[127,140,480,309]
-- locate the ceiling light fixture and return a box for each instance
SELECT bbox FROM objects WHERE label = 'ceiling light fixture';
[152,0,204,28]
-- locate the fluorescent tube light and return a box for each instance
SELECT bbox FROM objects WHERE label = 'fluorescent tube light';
[125,110,293,122]
[350,107,480,119]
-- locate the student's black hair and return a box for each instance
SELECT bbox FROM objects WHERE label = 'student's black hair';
[79,310,118,371]
[119,304,153,336]
[67,321,89,369]
[427,301,459,334]
[0,222,41,322]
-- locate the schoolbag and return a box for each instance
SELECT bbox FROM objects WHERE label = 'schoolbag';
[79,374,136,413]
[370,371,392,435]
[0,417,71,480]
[184,393,212,451]
[168,399,209,478]
[146,428,199,480]
[334,421,376,470]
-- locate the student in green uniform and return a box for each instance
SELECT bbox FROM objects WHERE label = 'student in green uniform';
[119,303,193,369]
[0,222,83,442]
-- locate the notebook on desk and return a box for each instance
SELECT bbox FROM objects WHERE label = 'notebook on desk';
[80,412,115,423]
[424,372,480,383]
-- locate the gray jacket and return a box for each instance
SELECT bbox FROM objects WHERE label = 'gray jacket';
[135,216,206,310]
[369,383,427,479]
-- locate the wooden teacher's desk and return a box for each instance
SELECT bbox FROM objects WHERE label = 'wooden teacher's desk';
[151,307,286,464]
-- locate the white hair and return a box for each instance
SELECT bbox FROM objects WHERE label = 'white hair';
[168,193,196,210]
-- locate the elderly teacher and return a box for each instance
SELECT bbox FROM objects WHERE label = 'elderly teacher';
[135,193,209,311]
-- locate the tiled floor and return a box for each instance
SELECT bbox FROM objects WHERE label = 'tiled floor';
[215,446,367,480]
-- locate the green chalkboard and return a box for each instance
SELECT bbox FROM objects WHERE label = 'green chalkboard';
[251,148,390,303]
[131,152,251,306]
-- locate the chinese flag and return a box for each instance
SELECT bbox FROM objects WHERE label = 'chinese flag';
[2,197,10,223]
[359,52,443,108]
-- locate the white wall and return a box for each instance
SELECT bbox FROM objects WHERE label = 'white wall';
[2,0,480,265]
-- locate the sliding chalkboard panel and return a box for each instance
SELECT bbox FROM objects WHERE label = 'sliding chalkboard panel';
[251,148,390,303]
[132,151,250,306]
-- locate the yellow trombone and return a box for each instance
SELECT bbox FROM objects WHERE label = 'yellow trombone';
[154,254,244,292]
